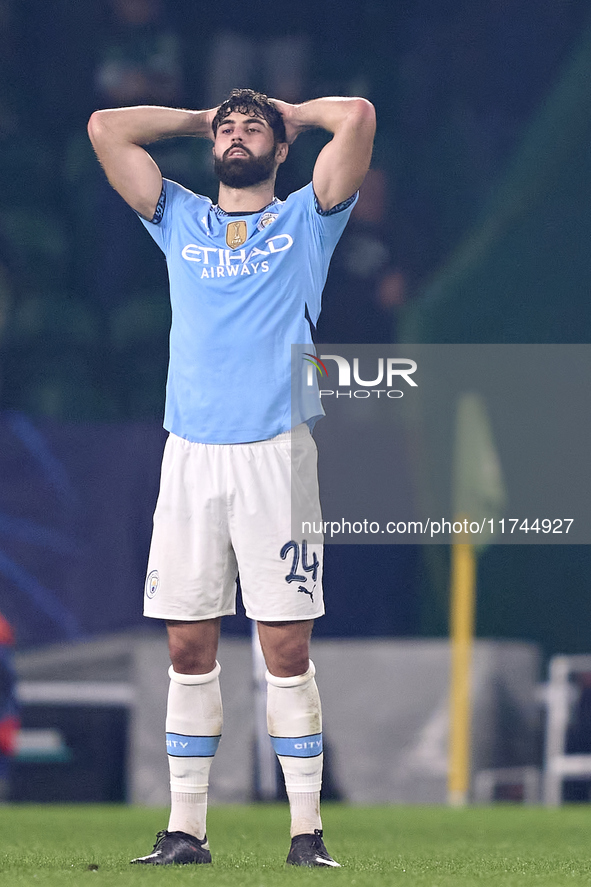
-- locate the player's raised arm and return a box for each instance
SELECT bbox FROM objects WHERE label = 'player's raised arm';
[273,97,376,211]
[87,105,217,220]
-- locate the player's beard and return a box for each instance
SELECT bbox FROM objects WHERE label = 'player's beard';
[214,145,277,188]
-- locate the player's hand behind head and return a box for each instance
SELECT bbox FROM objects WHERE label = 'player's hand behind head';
[269,99,302,145]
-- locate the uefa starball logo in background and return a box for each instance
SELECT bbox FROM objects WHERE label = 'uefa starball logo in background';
[303,353,418,398]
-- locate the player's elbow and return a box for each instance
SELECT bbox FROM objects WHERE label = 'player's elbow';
[348,98,376,133]
[87,109,116,148]
[87,110,106,147]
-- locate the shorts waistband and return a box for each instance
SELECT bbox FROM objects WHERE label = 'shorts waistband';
[259,423,310,445]
[170,423,310,449]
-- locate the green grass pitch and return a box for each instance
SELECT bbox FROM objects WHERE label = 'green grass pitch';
[2,803,591,886]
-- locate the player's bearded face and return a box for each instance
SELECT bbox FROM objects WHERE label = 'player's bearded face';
[214,143,277,188]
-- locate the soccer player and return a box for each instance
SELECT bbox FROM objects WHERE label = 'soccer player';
[88,87,375,867]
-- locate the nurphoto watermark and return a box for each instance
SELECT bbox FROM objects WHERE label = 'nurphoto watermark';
[291,344,591,544]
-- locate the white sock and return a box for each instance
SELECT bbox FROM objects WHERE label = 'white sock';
[266,661,323,837]
[166,662,222,841]
[168,791,208,841]
[287,789,322,836]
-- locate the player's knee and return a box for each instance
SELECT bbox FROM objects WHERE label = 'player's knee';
[168,640,216,675]
[167,619,220,674]
[267,640,310,678]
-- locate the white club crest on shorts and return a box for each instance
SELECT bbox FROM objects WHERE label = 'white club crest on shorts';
[145,570,160,599]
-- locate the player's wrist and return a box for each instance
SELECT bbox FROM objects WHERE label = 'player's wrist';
[190,108,218,140]
[291,97,373,135]
[286,99,340,136]
[288,102,313,128]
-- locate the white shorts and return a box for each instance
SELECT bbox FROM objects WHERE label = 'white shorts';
[143,424,324,622]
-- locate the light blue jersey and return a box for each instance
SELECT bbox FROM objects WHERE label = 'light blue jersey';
[140,179,356,443]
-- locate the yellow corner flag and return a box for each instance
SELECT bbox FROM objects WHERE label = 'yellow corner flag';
[448,392,506,805]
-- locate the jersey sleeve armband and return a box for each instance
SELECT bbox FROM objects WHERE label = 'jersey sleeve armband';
[313,191,358,216]
[148,184,166,224]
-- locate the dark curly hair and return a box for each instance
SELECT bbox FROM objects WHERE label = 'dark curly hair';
[211,88,287,143]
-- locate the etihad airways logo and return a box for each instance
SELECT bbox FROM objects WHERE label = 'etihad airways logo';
[305,354,418,398]
[181,233,293,279]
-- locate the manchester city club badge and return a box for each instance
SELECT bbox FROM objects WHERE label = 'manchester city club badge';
[145,570,160,599]
[226,220,247,249]
[257,212,278,232]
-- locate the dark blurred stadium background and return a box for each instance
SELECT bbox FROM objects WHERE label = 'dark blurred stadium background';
[1,0,591,659]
